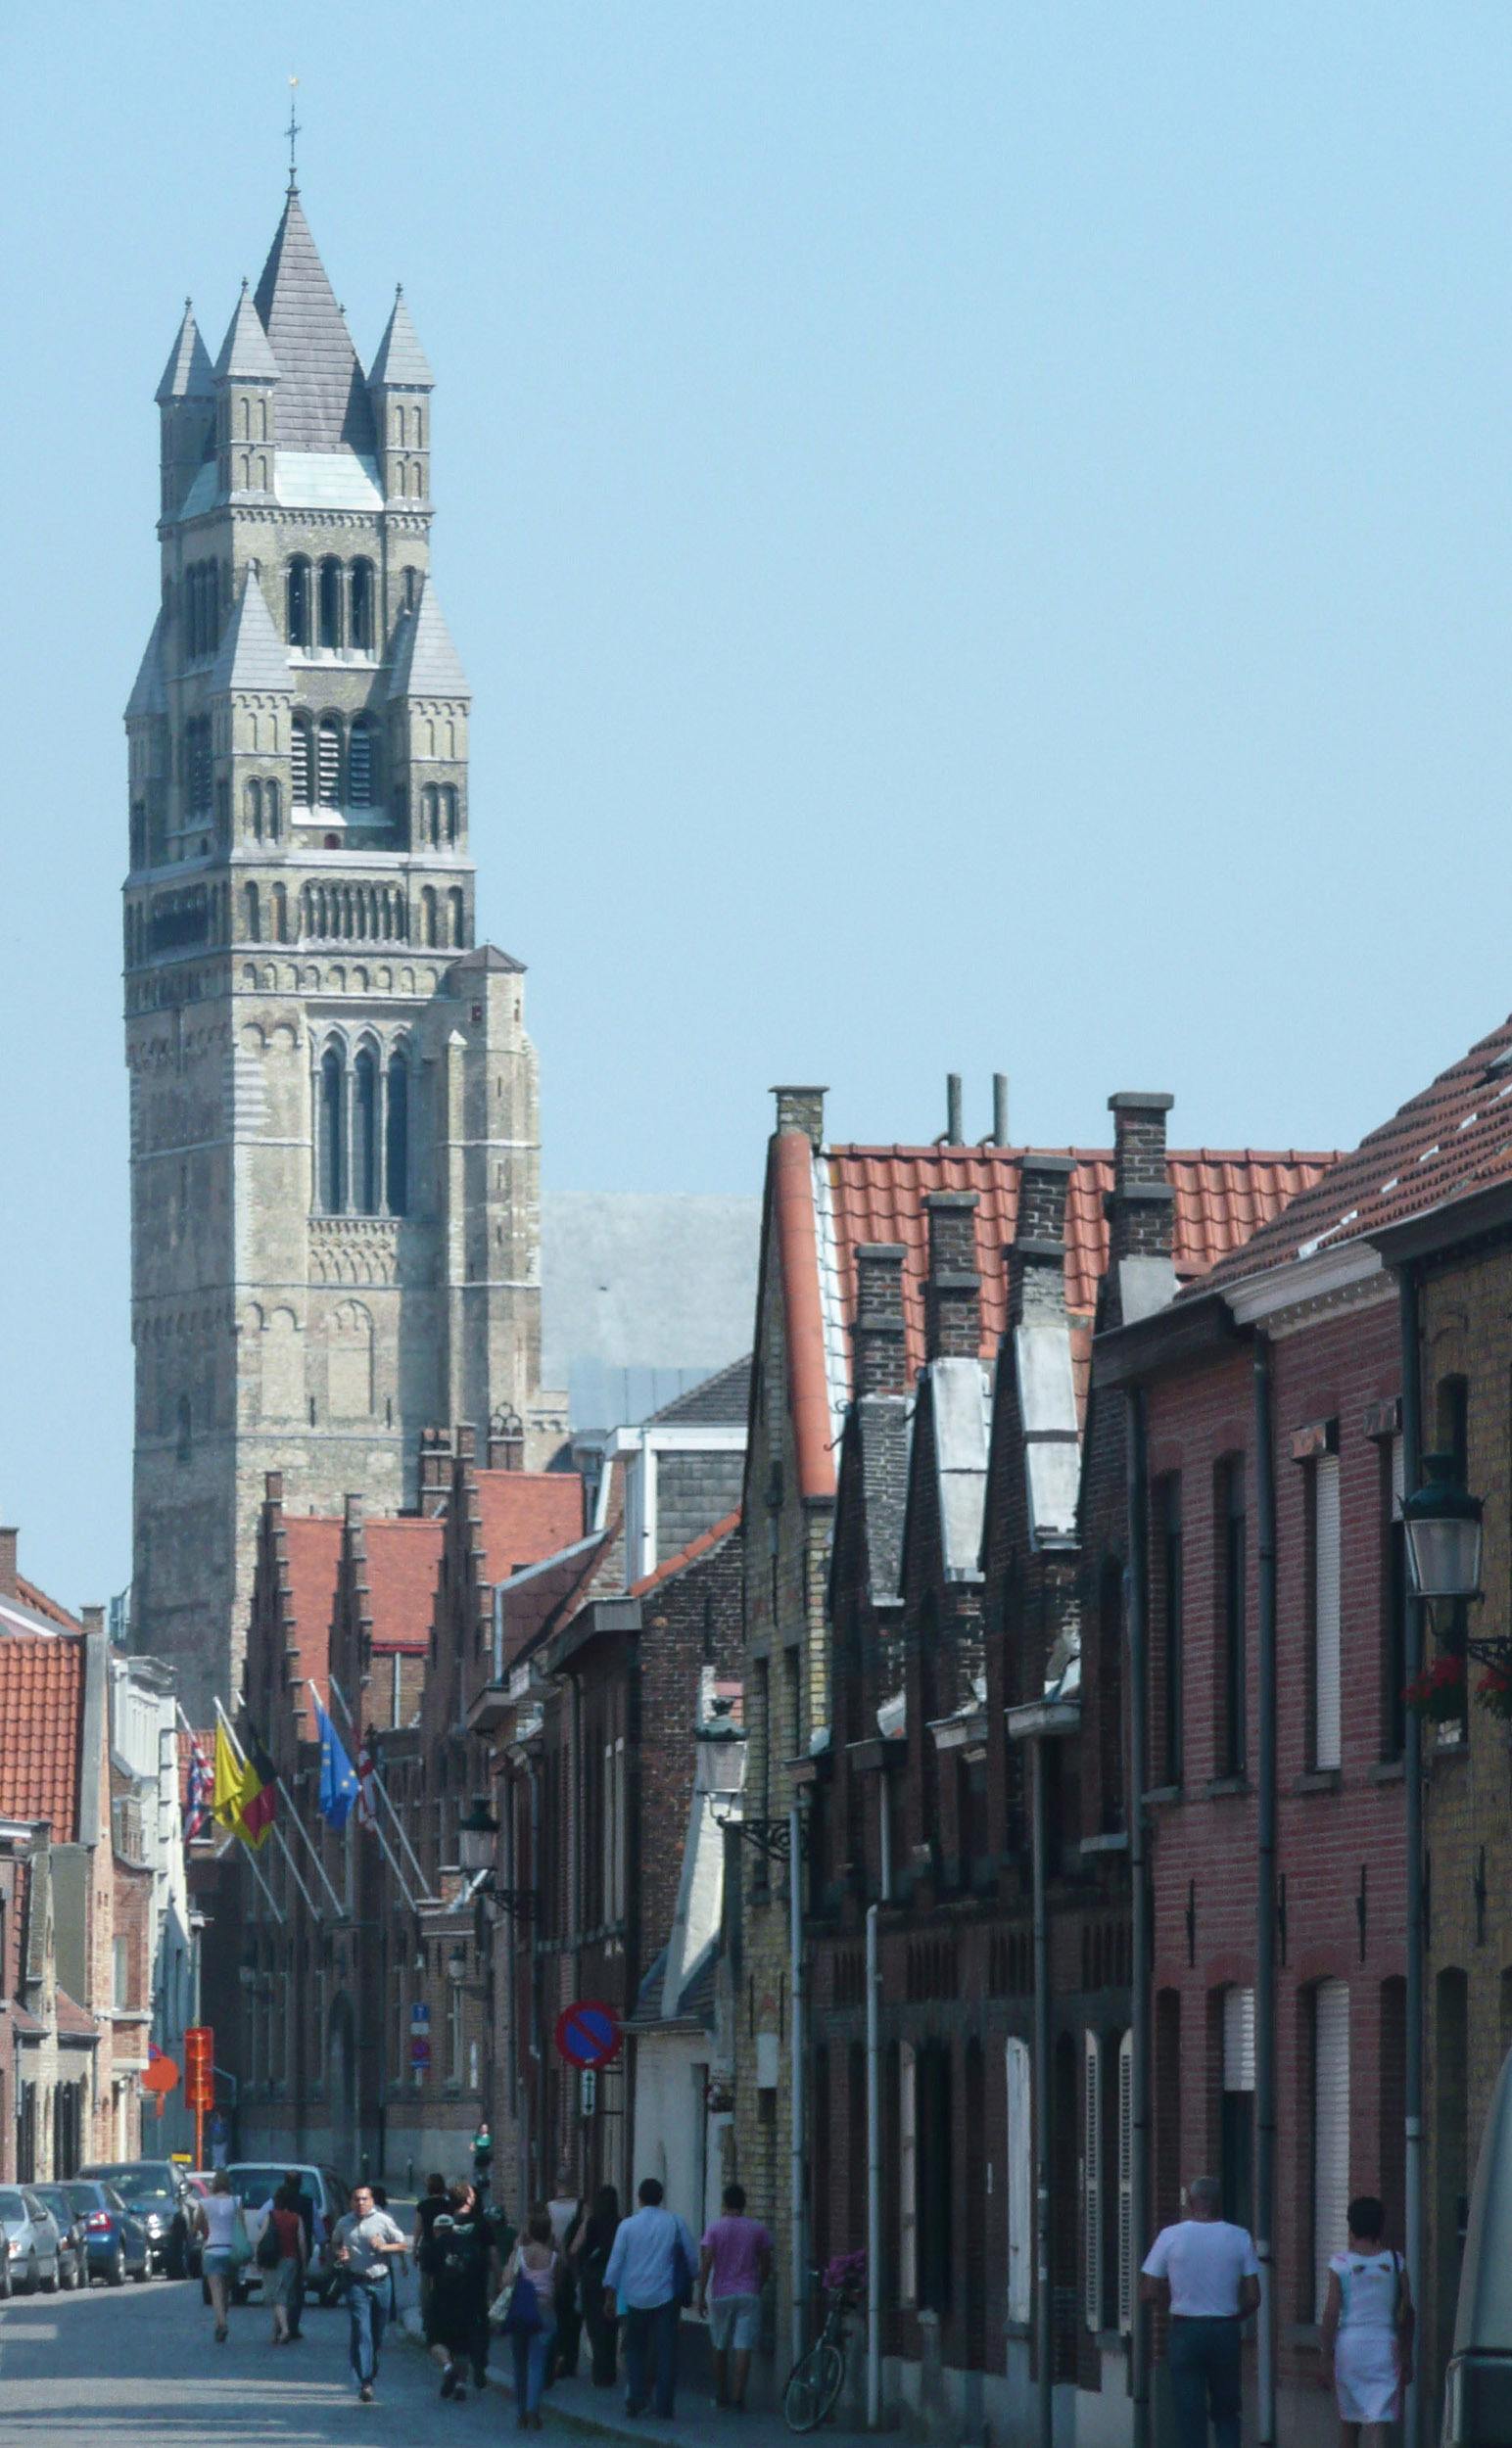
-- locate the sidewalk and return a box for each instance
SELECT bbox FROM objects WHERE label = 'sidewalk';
[397,2306,877,2448]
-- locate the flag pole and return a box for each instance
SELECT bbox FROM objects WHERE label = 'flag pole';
[180,1703,287,1923]
[318,1679,426,1912]
[212,1697,324,1923]
[328,1671,430,1893]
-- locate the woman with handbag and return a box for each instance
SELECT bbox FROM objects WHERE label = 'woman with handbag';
[194,2169,248,2345]
[1320,2194,1415,2447]
[495,2209,559,2429]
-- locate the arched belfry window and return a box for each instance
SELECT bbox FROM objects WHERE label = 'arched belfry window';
[318,557,343,651]
[244,882,260,943]
[386,1052,409,1215]
[291,716,312,808]
[354,1049,378,1215]
[287,558,311,649]
[318,1049,346,1214]
[351,562,375,653]
[421,887,438,948]
[448,887,465,947]
[317,716,342,808]
[349,716,374,808]
[265,779,281,840]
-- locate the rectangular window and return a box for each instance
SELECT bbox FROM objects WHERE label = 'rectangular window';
[1218,1461,1247,1776]
[1116,2030,1134,2333]
[1382,1435,1406,1763]
[1311,1980,1350,2320]
[1311,1450,1342,1770]
[1221,1986,1255,2236]
[899,2043,918,2308]
[1006,2038,1032,2326]
[1082,2030,1104,2331]
[112,1935,129,2012]
[1159,1476,1183,1784]
[1438,1377,1471,1744]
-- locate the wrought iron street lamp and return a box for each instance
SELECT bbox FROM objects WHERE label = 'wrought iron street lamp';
[1403,1452,1485,1603]
[458,1793,536,1918]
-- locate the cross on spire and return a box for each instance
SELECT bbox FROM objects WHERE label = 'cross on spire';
[286,75,301,190]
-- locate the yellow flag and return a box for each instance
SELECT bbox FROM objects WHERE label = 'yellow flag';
[212,1719,251,1844]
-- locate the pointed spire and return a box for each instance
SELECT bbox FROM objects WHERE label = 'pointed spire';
[124,610,167,722]
[211,569,293,695]
[214,280,281,384]
[254,188,375,453]
[387,576,470,702]
[369,286,435,390]
[156,300,214,404]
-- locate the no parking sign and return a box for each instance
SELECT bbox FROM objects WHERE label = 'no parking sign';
[554,1999,623,2071]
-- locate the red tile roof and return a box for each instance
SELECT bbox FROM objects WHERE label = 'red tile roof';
[362,1519,443,1654]
[15,1577,80,1632]
[629,1510,741,1601]
[0,1634,84,1833]
[280,1517,343,1705]
[474,1473,585,1590]
[54,1989,98,2041]
[1202,1011,1512,1289]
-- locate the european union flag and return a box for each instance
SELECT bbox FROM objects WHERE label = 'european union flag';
[316,1698,359,1829]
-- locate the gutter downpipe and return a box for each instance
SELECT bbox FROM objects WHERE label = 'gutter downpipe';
[1399,1262,1425,2448]
[1031,1732,1054,2448]
[1126,1386,1153,2448]
[790,1800,808,2375]
[1252,1335,1278,2448]
[867,1782,892,2428]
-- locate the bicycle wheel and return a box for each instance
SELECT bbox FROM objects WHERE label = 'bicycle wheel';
[783,2338,845,2432]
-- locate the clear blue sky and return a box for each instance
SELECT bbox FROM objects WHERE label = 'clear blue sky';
[7,2,1512,1612]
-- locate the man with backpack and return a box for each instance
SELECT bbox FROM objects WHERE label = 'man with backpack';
[601,2178,698,2421]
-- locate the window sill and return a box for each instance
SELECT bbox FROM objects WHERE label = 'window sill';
[1080,1833,1129,1856]
[1205,1775,1250,1800]
[1367,1759,1405,1783]
[1294,1769,1343,1795]
[1143,1784,1183,1809]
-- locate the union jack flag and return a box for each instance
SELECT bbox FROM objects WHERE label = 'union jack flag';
[183,1735,212,1843]
[355,1737,377,1828]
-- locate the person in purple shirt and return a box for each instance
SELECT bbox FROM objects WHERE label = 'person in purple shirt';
[698,2184,774,2412]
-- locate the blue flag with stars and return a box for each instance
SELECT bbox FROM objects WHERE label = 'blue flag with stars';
[316,1698,358,1829]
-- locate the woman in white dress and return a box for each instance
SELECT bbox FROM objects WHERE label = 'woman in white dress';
[1320,2194,1414,2446]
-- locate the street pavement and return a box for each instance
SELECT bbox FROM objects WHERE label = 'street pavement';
[0,2268,880,2448]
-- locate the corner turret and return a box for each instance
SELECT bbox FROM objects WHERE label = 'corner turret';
[213,281,279,500]
[368,287,434,507]
[156,300,214,521]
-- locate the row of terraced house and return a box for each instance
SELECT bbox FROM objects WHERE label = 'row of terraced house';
[210,1012,1512,2444]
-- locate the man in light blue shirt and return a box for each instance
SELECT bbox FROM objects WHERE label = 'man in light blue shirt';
[602,2177,698,2419]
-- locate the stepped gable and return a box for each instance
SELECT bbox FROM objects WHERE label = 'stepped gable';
[253,186,375,454]
[279,1515,343,1708]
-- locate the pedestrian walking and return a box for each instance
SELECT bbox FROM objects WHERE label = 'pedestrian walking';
[263,2181,307,2346]
[280,2173,314,2341]
[1140,2177,1260,2448]
[192,2169,246,2346]
[546,2164,587,2379]
[698,2182,773,2411]
[601,2177,697,2422]
[331,2181,408,2404]
[413,2171,449,2326]
[497,2209,559,2429]
[426,2179,499,2405]
[574,2185,622,2389]
[1320,2194,1415,2447]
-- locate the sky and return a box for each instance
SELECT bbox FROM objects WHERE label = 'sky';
[7,1,1512,1611]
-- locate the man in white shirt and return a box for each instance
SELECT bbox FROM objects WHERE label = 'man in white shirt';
[603,2178,699,2420]
[1140,2177,1259,2448]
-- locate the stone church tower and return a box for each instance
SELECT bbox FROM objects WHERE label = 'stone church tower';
[124,179,566,1716]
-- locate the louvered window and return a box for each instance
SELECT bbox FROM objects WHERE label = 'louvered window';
[1083,2029,1103,2330]
[348,717,373,807]
[1006,2038,1031,2325]
[1312,1980,1350,2318]
[317,718,341,807]
[1222,1986,1255,2234]
[1313,1452,1342,1769]
[1116,2030,1134,2332]
[899,2043,918,2307]
[291,719,311,807]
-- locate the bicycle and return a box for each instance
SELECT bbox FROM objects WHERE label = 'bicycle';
[782,2258,864,2432]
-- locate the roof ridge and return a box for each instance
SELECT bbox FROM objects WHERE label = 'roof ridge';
[628,1508,741,1599]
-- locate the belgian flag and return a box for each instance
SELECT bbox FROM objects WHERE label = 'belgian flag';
[239,1719,279,1848]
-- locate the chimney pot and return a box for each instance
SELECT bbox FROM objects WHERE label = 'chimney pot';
[946,1074,964,1146]
[0,1528,18,1598]
[852,1244,909,1395]
[992,1073,1010,1147]
[344,1493,363,1527]
[80,1604,105,1636]
[771,1085,827,1148]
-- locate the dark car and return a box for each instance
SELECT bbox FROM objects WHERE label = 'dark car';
[77,2161,192,2278]
[62,2181,151,2286]
[30,2187,86,2289]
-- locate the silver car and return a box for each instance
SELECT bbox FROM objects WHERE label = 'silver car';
[0,2189,62,2294]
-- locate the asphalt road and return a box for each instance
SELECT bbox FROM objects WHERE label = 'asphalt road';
[0,2266,502,2444]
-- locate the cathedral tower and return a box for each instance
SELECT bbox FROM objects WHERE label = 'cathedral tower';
[124,182,566,1715]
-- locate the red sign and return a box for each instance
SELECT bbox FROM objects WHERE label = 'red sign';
[554,2000,622,2071]
[141,2050,180,2096]
[184,2025,214,2113]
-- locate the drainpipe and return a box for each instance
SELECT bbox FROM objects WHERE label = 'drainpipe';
[1030,1733,1054,2448]
[1126,1386,1152,2448]
[866,1900,882,2429]
[1399,1263,1425,2448]
[790,1801,808,2373]
[528,1747,543,2206]
[1252,1336,1278,2448]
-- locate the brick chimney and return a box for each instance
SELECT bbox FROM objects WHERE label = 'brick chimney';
[852,1244,908,1395]
[344,1492,363,1527]
[488,1408,526,1471]
[771,1085,827,1147]
[418,1426,453,1516]
[924,1191,980,1360]
[0,1528,17,1599]
[455,1422,478,1464]
[1010,1153,1075,1322]
[1108,1091,1175,1261]
[263,1472,283,1512]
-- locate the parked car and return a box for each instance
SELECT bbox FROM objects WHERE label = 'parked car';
[0,2189,63,2294]
[30,2188,86,2290]
[61,2181,151,2285]
[77,2161,193,2278]
[223,2163,350,2303]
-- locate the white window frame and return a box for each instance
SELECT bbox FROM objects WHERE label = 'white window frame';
[1313,1453,1343,1770]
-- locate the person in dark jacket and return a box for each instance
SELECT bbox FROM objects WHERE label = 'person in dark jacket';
[425,2179,498,2404]
[280,2173,315,2341]
[574,2186,622,2388]
[412,2173,449,2326]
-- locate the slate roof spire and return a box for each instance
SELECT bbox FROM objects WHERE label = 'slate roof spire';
[156,300,214,404]
[387,575,470,700]
[211,568,293,695]
[369,285,435,390]
[253,187,376,454]
[214,279,281,385]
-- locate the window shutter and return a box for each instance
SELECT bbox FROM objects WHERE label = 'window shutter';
[1314,1455,1343,1770]
[1223,1986,1256,2092]
[349,719,372,807]
[1313,1980,1350,2318]
[291,722,310,806]
[900,2044,918,2307]
[1117,2030,1134,2333]
[1006,2038,1031,2326]
[1083,2029,1103,2331]
[317,720,341,808]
